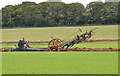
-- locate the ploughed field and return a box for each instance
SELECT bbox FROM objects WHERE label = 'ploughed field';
[1,41,119,51]
[1,25,119,51]
[1,41,119,48]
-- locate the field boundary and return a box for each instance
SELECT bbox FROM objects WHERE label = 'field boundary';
[1,39,120,45]
[1,48,120,52]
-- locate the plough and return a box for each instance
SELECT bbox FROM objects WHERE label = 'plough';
[1,28,97,51]
[48,28,97,51]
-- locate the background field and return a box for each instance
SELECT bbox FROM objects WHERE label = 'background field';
[1,25,119,74]
[2,52,118,74]
[1,25,119,41]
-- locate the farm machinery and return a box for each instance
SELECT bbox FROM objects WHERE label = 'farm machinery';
[48,28,97,51]
[1,28,97,51]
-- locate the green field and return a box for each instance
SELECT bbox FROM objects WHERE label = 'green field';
[1,25,119,41]
[1,25,119,74]
[2,52,118,74]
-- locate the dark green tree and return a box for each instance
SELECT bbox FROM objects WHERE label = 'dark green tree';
[2,5,15,27]
[1,1,119,28]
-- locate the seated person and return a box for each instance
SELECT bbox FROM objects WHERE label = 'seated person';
[18,38,30,48]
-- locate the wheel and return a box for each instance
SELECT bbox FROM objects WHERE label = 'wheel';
[48,38,62,51]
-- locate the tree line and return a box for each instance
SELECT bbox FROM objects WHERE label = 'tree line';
[1,1,119,28]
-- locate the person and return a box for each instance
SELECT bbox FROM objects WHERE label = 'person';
[18,38,30,48]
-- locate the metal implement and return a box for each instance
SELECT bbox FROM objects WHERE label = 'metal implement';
[48,28,98,51]
[1,48,47,51]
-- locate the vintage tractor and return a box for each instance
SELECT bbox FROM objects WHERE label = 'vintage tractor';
[48,28,98,51]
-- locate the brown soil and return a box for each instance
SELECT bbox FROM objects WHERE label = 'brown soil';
[59,48,119,51]
[1,48,119,52]
[1,39,120,45]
